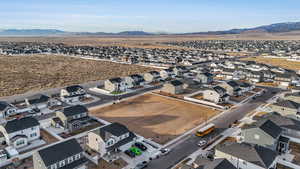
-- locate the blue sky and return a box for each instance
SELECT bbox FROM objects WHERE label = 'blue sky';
[0,0,299,33]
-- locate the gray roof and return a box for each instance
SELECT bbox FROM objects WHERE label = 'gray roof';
[258,120,282,139]
[254,112,300,131]
[27,94,50,105]
[38,139,84,167]
[169,80,183,86]
[109,77,123,83]
[216,143,277,168]
[213,86,226,94]
[63,105,88,117]
[4,117,40,134]
[273,100,300,109]
[0,101,9,111]
[197,158,237,169]
[65,85,84,92]
[93,123,136,151]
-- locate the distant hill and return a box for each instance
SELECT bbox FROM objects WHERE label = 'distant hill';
[1,22,300,36]
[183,22,300,35]
[0,29,66,36]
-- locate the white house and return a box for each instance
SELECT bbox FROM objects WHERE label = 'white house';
[87,123,136,157]
[0,117,40,149]
[60,85,87,103]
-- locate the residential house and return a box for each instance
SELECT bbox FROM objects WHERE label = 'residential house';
[173,66,189,76]
[269,100,300,120]
[0,101,17,118]
[55,105,90,132]
[160,68,176,79]
[215,142,278,169]
[104,77,127,92]
[203,86,230,103]
[87,123,136,157]
[241,120,289,153]
[284,92,300,103]
[247,71,263,83]
[25,94,50,109]
[33,138,88,169]
[124,74,145,88]
[220,68,235,80]
[193,158,237,169]
[0,117,40,149]
[274,73,293,87]
[161,80,184,95]
[219,81,241,96]
[144,71,161,83]
[254,112,300,138]
[60,85,86,103]
[195,72,214,84]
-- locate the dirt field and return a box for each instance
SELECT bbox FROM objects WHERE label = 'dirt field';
[90,93,220,144]
[241,57,300,71]
[0,54,155,97]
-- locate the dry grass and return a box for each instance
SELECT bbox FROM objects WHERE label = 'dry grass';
[241,57,300,71]
[90,93,220,144]
[0,54,155,97]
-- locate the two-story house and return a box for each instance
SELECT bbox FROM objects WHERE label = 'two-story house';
[104,77,128,92]
[33,138,88,169]
[25,94,50,109]
[60,85,86,103]
[0,101,18,118]
[219,81,241,96]
[160,68,176,79]
[87,123,136,157]
[269,100,300,120]
[241,119,289,154]
[55,105,90,132]
[144,71,161,83]
[195,72,214,84]
[0,117,40,149]
[215,142,278,169]
[124,74,146,88]
[203,86,230,103]
[161,80,184,95]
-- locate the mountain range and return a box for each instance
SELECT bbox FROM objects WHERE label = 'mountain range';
[1,21,300,36]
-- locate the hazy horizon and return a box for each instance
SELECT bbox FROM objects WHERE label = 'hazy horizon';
[1,0,300,33]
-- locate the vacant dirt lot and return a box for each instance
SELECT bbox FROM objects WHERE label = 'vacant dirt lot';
[0,54,155,97]
[241,57,300,71]
[90,94,220,144]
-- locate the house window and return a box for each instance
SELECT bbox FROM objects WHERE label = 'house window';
[50,163,57,169]
[31,127,35,130]
[30,133,36,137]
[59,160,65,167]
[74,153,81,160]
[16,140,25,146]
[67,156,74,163]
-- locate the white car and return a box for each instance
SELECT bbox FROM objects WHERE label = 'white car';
[198,140,207,147]
[160,148,170,156]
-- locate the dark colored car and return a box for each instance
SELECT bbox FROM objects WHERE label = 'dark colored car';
[134,142,147,151]
[125,150,136,158]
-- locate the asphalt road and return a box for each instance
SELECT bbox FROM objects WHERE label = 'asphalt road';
[146,87,281,169]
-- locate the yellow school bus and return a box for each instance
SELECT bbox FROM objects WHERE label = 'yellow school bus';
[196,123,215,137]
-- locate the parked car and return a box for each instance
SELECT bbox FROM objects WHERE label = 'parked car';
[198,140,207,147]
[160,148,170,156]
[130,147,142,156]
[125,150,136,158]
[134,161,148,169]
[135,142,147,151]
